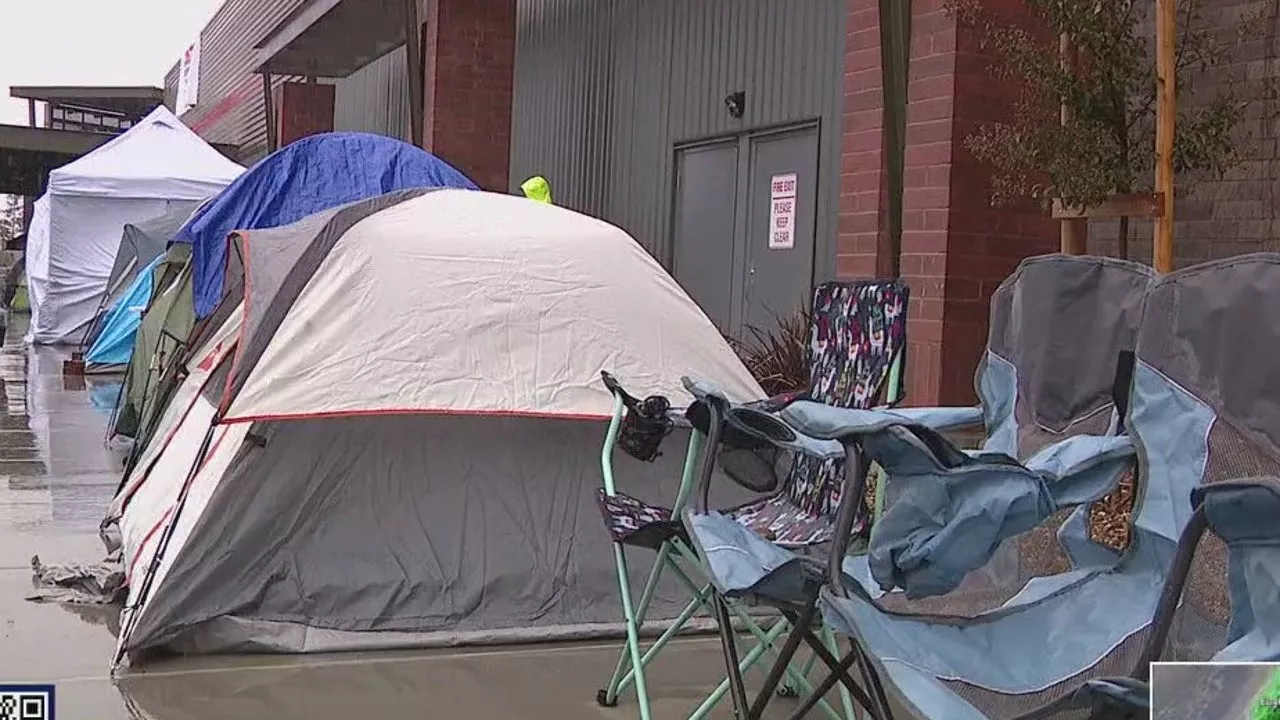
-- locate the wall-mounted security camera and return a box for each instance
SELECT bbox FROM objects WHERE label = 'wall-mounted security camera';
[724,91,746,119]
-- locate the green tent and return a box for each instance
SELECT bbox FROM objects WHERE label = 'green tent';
[112,244,196,441]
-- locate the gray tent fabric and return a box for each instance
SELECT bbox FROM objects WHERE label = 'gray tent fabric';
[106,203,201,300]
[85,202,202,350]
[112,190,767,664]
[122,417,737,656]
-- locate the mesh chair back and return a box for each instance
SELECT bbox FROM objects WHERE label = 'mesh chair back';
[1131,253,1280,663]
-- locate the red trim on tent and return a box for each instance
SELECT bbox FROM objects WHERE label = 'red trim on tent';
[117,338,237,512]
[220,407,613,424]
[125,426,232,585]
[127,507,172,583]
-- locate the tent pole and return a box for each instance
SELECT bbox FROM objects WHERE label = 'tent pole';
[1153,0,1176,272]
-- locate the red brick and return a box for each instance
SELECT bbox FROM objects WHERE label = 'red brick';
[422,0,516,191]
[274,82,335,147]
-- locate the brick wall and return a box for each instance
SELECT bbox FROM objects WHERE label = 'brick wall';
[421,0,516,191]
[839,0,1056,406]
[274,82,336,148]
[1089,0,1280,267]
[838,0,893,280]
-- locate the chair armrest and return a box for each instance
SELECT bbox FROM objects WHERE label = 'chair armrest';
[682,377,843,460]
[863,431,1135,599]
[876,405,984,433]
[1136,476,1280,675]
[780,400,983,442]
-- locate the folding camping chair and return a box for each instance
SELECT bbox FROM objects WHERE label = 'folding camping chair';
[750,253,1280,720]
[1062,253,1280,718]
[594,281,920,719]
[681,254,1159,719]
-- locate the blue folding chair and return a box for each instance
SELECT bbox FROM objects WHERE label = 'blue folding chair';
[683,255,1165,719]
[762,253,1280,719]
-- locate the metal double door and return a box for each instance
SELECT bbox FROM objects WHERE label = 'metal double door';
[671,123,819,344]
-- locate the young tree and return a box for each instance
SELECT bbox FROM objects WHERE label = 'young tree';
[945,0,1268,258]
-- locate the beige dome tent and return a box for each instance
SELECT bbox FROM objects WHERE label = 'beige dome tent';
[104,188,762,667]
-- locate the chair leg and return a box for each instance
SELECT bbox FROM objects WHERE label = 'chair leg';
[610,542,654,720]
[600,542,692,706]
[778,648,817,698]
[610,584,713,700]
[800,631,887,720]
[822,624,860,720]
[784,638,867,720]
[712,593,752,719]
[746,604,818,720]
[688,617,792,720]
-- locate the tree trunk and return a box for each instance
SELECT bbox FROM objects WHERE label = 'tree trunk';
[1116,215,1130,260]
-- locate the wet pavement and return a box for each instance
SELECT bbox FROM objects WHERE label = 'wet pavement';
[0,316,846,720]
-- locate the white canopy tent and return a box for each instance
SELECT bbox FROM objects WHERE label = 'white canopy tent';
[25,105,244,344]
[104,189,764,666]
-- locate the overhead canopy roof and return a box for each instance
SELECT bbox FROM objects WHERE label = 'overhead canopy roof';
[10,86,165,118]
[0,125,111,196]
[254,0,406,77]
[0,124,241,196]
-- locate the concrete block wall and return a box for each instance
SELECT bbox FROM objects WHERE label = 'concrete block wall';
[1089,0,1280,267]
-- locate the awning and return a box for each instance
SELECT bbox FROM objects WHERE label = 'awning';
[10,86,165,119]
[253,0,407,78]
[0,125,241,196]
[0,125,110,196]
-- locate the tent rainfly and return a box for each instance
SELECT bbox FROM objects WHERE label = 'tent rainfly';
[24,106,244,344]
[83,203,205,364]
[103,189,764,667]
[174,131,478,319]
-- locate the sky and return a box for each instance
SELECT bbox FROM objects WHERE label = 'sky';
[0,0,223,125]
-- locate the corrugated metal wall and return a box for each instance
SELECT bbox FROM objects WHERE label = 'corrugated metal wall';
[179,0,310,162]
[510,0,846,274]
[172,0,409,162]
[332,47,411,140]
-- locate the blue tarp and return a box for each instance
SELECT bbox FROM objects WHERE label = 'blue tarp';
[174,132,479,317]
[86,255,164,367]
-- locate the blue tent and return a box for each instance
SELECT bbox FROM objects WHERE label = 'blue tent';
[175,132,479,317]
[85,254,166,368]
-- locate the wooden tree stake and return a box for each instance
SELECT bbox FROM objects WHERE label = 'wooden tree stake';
[1059,33,1089,254]
[1153,0,1177,272]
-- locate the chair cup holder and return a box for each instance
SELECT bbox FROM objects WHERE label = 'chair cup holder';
[618,395,674,462]
[728,407,797,444]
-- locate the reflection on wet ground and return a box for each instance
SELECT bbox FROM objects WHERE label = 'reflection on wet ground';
[0,316,825,720]
[1152,663,1276,720]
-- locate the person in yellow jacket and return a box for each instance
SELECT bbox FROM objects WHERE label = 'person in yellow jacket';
[520,175,553,204]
